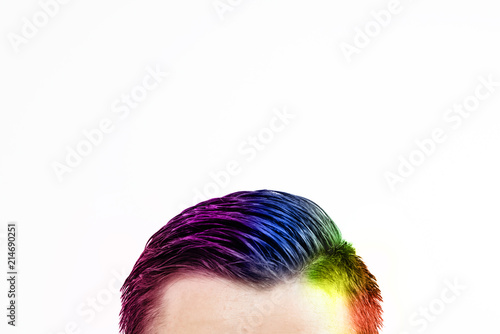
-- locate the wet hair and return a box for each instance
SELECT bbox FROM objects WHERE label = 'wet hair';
[119,189,383,333]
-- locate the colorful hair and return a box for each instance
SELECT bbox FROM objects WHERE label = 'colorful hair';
[119,189,383,333]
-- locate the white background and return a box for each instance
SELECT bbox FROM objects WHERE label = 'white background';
[1,0,499,333]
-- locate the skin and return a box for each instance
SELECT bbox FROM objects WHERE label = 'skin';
[152,274,355,334]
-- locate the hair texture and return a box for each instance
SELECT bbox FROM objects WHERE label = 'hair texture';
[119,189,383,334]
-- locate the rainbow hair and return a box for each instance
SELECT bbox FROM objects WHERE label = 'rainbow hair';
[119,189,383,333]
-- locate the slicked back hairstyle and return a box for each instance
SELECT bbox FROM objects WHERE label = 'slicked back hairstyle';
[119,189,383,333]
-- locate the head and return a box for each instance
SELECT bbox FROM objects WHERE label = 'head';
[120,189,383,333]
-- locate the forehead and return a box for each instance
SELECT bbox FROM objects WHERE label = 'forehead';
[152,274,354,334]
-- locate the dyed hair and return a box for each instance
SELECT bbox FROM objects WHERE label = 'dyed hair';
[119,189,383,333]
